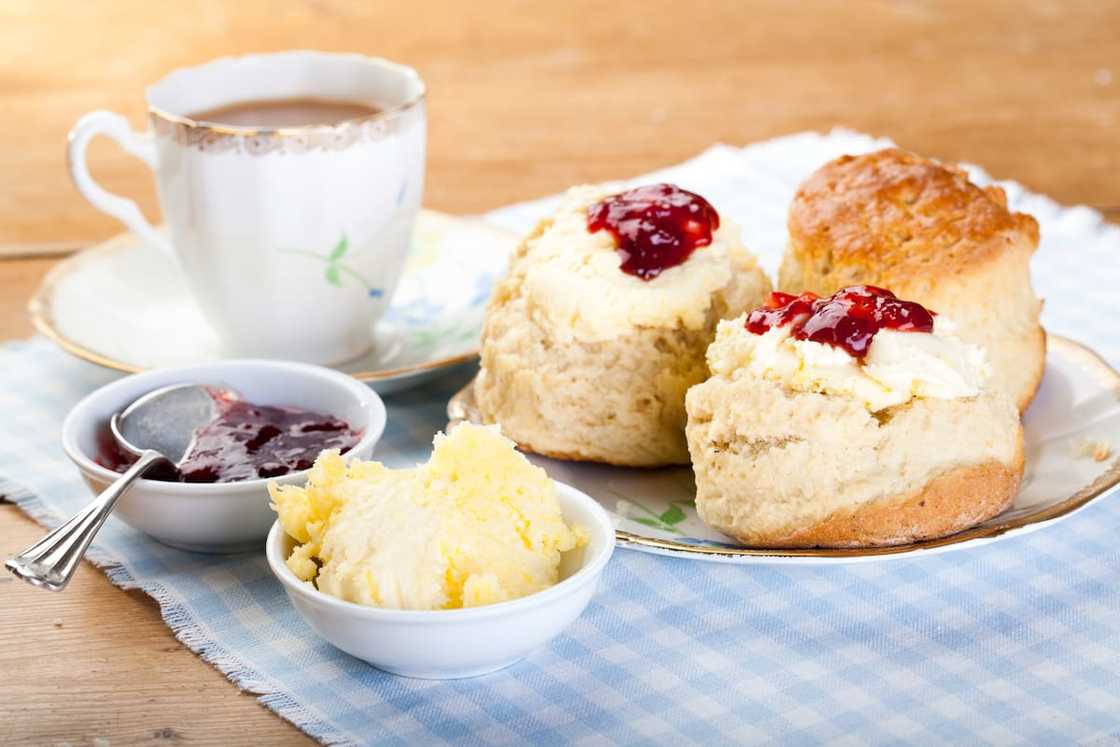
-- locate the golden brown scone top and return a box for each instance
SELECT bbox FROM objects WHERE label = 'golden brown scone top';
[787,148,1039,288]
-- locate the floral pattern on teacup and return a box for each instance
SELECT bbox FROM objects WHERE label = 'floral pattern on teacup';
[278,235,384,298]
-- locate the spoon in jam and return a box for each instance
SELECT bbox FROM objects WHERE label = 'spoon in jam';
[5,383,231,591]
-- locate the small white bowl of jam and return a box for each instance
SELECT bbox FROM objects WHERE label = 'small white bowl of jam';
[61,360,386,553]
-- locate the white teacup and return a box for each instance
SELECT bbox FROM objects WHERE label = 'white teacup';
[68,51,426,365]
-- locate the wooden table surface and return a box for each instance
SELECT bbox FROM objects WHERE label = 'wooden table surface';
[1,1,1117,744]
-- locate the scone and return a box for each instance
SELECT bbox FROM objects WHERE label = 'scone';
[475,183,772,467]
[779,148,1044,412]
[685,285,1024,548]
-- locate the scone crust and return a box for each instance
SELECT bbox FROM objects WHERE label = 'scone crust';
[786,148,1039,289]
[1011,326,1047,413]
[731,446,1024,549]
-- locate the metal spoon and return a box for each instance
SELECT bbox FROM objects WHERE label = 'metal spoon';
[5,383,234,591]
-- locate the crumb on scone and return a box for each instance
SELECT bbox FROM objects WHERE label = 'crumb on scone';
[1071,438,1113,462]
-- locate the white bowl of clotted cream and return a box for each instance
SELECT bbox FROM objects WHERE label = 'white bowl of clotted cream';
[266,479,615,679]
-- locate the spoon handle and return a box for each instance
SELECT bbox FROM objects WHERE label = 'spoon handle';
[5,450,167,591]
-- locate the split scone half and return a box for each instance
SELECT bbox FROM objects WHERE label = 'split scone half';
[779,148,1044,412]
[475,183,771,467]
[685,286,1024,548]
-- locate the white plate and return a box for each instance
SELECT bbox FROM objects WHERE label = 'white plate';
[31,210,515,394]
[449,337,1120,564]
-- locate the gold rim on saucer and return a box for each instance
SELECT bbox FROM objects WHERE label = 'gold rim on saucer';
[448,339,1120,561]
[28,219,480,384]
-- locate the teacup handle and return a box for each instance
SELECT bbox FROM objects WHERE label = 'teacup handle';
[67,110,175,258]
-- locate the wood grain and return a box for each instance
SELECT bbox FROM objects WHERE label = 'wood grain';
[0,504,317,746]
[0,1,1117,744]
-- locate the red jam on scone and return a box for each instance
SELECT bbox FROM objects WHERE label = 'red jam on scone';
[586,183,720,280]
[745,285,935,359]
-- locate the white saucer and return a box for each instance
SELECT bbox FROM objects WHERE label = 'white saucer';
[31,210,516,393]
[450,337,1120,564]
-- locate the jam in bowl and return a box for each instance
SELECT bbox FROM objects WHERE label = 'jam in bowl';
[62,360,386,553]
[96,390,363,483]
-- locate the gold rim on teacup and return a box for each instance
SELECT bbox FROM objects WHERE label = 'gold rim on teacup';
[148,94,426,154]
[146,51,427,153]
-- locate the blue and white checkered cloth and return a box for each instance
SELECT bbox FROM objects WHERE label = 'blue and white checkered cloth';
[3,131,1120,745]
